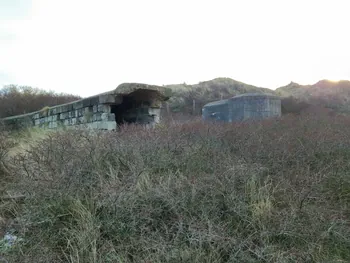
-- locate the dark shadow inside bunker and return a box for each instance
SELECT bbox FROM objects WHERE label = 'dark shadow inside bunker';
[110,89,161,126]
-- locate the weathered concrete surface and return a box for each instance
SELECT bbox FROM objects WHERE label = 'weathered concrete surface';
[202,93,281,122]
[2,83,170,130]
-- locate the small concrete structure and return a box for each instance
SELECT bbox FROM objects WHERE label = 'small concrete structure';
[2,83,170,130]
[202,93,281,122]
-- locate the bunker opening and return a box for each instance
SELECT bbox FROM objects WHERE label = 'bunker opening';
[111,89,162,126]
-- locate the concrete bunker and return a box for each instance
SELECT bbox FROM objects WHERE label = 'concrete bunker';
[1,83,170,130]
[202,93,281,123]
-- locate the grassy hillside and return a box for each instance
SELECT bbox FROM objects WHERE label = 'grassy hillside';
[276,80,350,113]
[165,78,350,116]
[166,78,276,115]
[1,115,350,262]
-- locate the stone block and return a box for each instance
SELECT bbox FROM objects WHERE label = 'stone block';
[84,107,92,114]
[49,107,58,115]
[98,104,111,113]
[56,120,63,127]
[78,116,85,124]
[59,113,66,119]
[93,113,102,121]
[82,98,92,107]
[55,106,62,114]
[78,109,84,117]
[98,94,115,104]
[68,111,76,118]
[90,121,100,129]
[60,105,69,113]
[93,105,98,113]
[71,118,77,125]
[90,96,99,106]
[100,113,115,121]
[73,101,83,110]
[100,121,117,130]
[101,113,108,121]
[83,112,93,123]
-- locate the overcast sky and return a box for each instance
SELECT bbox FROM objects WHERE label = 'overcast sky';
[0,0,349,97]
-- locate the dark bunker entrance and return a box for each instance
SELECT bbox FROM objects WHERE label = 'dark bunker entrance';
[110,89,161,126]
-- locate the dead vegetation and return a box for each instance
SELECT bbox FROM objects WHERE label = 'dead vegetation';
[1,114,350,262]
[0,85,80,118]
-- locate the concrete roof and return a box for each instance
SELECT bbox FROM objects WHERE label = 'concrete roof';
[203,99,229,108]
[230,93,280,99]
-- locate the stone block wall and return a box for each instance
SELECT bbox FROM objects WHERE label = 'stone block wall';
[1,84,168,131]
[3,100,117,131]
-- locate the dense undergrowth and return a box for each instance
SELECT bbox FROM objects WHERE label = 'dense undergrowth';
[1,115,350,262]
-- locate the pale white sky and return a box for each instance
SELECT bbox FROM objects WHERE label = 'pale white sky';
[0,0,349,97]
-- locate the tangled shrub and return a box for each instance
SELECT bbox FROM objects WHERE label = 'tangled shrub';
[4,115,350,262]
[0,122,15,179]
[281,96,310,115]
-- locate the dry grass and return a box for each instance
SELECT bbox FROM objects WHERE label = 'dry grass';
[1,114,350,262]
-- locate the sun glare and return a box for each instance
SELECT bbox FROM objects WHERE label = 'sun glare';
[325,74,348,83]
[327,79,341,83]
